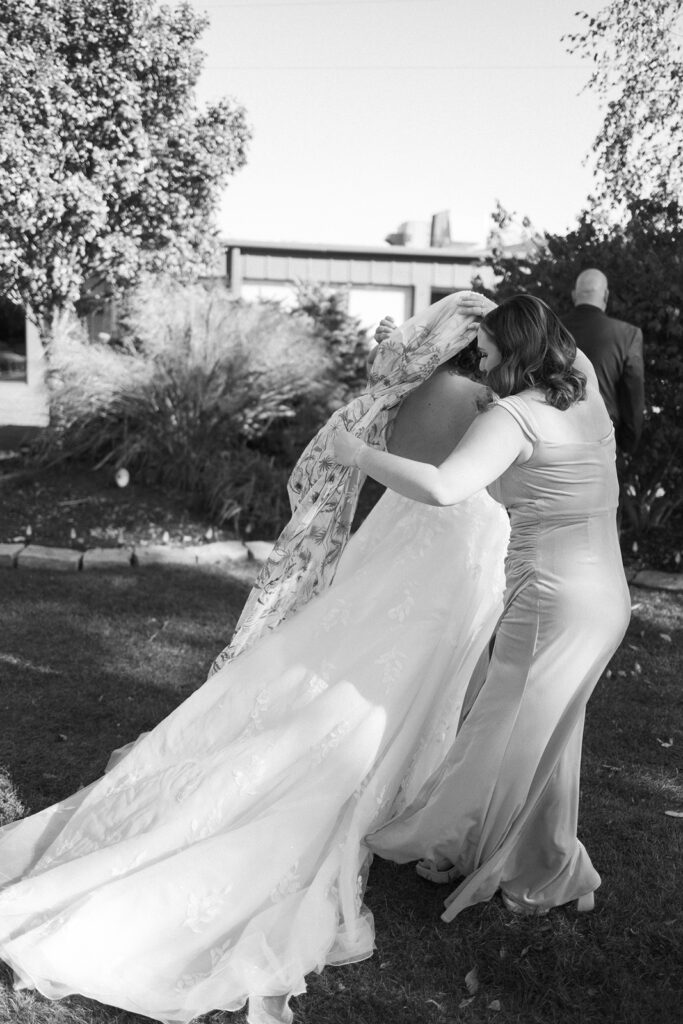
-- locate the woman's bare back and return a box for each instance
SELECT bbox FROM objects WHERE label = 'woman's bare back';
[388,367,485,466]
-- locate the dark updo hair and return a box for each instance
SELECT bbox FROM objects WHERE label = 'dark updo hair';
[479,294,587,410]
[444,337,479,378]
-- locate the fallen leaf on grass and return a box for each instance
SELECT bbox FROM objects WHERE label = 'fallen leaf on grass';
[458,997,475,1008]
[659,633,672,643]
[664,810,683,818]
[657,737,674,748]
[488,1000,502,1011]
[464,967,479,995]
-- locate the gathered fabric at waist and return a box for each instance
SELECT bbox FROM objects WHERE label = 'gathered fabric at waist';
[504,508,622,581]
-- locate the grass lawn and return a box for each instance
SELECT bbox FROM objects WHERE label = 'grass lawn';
[0,568,681,1024]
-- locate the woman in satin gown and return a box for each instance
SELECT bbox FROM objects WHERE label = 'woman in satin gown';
[0,316,511,1023]
[337,294,631,921]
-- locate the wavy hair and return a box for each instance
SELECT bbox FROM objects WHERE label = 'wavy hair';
[479,295,586,410]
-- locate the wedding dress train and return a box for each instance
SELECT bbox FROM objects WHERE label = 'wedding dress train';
[0,488,509,1022]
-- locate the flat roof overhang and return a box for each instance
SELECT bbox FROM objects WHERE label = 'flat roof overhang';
[223,239,489,265]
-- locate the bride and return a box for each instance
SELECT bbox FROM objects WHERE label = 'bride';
[0,293,510,1024]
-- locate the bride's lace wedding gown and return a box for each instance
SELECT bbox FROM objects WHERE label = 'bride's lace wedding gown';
[0,487,509,1022]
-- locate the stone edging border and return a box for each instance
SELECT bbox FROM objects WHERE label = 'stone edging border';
[0,540,275,571]
[0,541,682,593]
[625,568,683,593]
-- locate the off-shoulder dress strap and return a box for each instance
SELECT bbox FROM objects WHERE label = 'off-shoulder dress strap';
[494,394,538,444]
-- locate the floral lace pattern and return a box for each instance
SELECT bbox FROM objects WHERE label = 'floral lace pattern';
[243,688,272,736]
[270,862,302,903]
[232,753,266,795]
[184,886,234,933]
[310,721,352,766]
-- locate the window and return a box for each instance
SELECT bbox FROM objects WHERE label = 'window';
[240,282,298,309]
[0,297,27,381]
[430,287,465,304]
[348,287,413,332]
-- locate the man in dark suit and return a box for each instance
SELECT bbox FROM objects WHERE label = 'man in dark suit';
[562,269,645,453]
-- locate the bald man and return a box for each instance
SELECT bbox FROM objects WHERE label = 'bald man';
[562,269,645,453]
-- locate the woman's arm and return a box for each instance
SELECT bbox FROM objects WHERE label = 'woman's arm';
[334,406,526,506]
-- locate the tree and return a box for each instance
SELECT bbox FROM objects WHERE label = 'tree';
[0,0,251,329]
[565,0,683,207]
[293,283,371,406]
[485,199,683,566]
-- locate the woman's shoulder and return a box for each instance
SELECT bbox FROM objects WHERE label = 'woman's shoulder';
[491,391,540,441]
[494,388,540,410]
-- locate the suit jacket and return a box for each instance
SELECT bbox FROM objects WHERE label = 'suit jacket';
[562,304,645,453]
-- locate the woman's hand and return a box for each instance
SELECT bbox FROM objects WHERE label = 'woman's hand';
[333,429,366,467]
[374,316,397,345]
[457,294,498,318]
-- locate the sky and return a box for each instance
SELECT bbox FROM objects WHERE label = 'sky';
[186,0,606,247]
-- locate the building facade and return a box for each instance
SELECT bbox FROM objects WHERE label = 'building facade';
[0,226,494,434]
[225,237,492,331]
[0,301,48,437]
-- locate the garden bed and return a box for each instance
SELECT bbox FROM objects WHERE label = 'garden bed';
[0,460,242,551]
[0,456,386,553]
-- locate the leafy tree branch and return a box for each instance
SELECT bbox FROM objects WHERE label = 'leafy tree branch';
[0,0,251,330]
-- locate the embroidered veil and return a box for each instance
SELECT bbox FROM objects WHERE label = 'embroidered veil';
[210,290,481,672]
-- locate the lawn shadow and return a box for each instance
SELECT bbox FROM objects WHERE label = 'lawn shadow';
[0,566,253,816]
[0,578,681,1024]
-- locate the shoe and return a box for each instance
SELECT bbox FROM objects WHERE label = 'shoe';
[501,892,549,917]
[247,995,294,1024]
[501,890,596,916]
[415,858,460,884]
[576,891,595,913]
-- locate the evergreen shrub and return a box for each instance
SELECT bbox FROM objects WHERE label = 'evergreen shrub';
[487,200,683,570]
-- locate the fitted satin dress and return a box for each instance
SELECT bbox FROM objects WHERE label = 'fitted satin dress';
[368,386,631,919]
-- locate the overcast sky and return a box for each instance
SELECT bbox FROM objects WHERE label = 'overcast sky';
[187,0,606,246]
